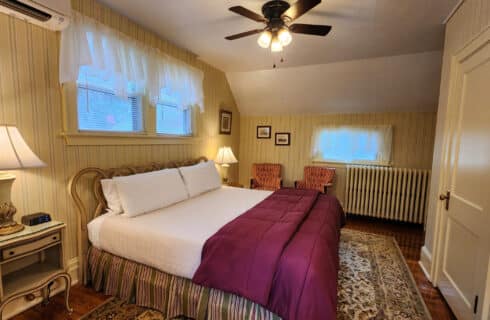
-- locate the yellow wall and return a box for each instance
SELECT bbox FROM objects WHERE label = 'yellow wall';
[239,112,436,204]
[0,0,239,262]
[421,0,490,273]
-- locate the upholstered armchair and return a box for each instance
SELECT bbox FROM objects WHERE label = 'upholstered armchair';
[295,166,335,193]
[250,163,282,191]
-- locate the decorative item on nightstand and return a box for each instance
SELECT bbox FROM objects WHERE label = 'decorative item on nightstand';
[0,126,46,235]
[215,146,238,183]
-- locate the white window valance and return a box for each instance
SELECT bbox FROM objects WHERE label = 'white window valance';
[311,125,393,166]
[59,11,204,112]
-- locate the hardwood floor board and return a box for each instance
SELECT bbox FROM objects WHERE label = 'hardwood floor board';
[12,215,456,320]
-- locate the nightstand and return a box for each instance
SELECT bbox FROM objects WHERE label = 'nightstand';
[225,181,244,188]
[0,221,72,319]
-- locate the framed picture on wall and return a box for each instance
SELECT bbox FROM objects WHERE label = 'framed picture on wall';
[275,132,290,146]
[219,110,232,135]
[256,126,271,139]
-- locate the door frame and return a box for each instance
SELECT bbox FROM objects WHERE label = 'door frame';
[433,26,490,319]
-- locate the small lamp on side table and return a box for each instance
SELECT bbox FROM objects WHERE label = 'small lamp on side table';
[215,146,238,184]
[0,125,45,235]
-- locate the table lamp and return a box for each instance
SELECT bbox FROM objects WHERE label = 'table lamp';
[0,126,46,235]
[215,146,238,183]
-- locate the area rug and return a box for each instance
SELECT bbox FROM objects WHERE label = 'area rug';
[81,229,431,320]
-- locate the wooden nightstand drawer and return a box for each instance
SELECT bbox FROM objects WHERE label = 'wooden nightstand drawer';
[2,232,60,260]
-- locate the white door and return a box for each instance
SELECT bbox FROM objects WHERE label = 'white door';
[437,28,490,320]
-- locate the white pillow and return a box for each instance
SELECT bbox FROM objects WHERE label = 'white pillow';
[179,161,222,198]
[100,179,123,214]
[113,168,189,217]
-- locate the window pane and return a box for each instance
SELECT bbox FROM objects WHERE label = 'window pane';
[156,104,191,136]
[313,127,391,165]
[77,86,142,132]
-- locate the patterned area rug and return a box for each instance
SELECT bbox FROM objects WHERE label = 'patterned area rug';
[81,229,431,320]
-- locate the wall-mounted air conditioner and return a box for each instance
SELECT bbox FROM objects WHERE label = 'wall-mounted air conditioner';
[0,0,70,31]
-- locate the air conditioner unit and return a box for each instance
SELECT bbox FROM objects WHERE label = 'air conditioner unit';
[0,0,70,31]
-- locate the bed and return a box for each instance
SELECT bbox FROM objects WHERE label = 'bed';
[70,157,344,320]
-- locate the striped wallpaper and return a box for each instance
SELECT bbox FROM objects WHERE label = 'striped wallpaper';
[239,112,437,205]
[0,0,239,261]
[423,0,490,257]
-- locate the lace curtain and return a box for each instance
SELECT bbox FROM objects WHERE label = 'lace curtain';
[311,125,393,165]
[59,11,204,111]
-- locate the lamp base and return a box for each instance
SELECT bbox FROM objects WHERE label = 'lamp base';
[0,222,24,236]
[0,201,24,236]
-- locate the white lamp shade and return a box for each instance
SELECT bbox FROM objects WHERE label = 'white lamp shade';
[0,126,46,170]
[215,147,238,165]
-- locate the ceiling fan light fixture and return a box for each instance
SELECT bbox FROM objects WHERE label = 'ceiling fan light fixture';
[270,36,283,52]
[278,28,292,46]
[257,30,272,48]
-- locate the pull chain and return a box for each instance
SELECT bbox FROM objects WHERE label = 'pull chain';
[272,56,285,69]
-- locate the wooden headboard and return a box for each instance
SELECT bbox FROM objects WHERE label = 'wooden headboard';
[69,156,208,283]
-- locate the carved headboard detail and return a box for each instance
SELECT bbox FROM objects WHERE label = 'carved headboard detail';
[69,156,208,283]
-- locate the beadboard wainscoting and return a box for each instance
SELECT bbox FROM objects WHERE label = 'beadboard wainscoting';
[239,112,436,205]
[0,0,239,262]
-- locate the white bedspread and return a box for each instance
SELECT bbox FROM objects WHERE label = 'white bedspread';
[87,186,272,279]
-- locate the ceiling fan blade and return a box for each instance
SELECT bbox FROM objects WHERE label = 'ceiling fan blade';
[282,0,321,21]
[289,23,332,36]
[229,6,267,23]
[225,29,263,40]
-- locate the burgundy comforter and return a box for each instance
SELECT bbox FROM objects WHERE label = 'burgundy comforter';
[192,188,345,320]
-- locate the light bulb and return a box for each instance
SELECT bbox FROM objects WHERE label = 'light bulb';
[257,30,272,48]
[278,28,292,46]
[270,37,283,52]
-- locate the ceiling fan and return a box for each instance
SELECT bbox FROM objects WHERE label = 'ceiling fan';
[225,0,332,52]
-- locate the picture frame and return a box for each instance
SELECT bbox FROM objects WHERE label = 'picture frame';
[219,110,232,135]
[256,126,272,139]
[275,132,291,146]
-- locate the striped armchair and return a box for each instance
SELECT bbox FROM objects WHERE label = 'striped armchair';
[295,166,336,193]
[250,163,282,191]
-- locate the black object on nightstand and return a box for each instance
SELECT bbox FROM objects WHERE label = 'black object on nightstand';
[21,212,51,226]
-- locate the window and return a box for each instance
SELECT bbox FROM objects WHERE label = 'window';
[311,126,392,165]
[61,12,204,144]
[76,66,143,133]
[77,86,143,132]
[156,104,191,136]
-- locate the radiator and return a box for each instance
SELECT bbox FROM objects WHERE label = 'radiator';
[345,166,431,224]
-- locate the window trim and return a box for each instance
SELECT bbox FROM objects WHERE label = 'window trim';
[61,82,200,146]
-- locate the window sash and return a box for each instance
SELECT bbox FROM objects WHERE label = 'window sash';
[77,84,143,133]
[156,103,192,136]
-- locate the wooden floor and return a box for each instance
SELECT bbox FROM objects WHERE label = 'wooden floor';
[345,215,456,320]
[12,215,456,320]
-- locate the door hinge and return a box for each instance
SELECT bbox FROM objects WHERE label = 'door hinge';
[474,295,479,314]
[439,191,451,210]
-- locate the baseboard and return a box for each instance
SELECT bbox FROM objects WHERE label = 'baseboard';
[419,246,433,284]
[68,257,79,286]
[2,258,79,320]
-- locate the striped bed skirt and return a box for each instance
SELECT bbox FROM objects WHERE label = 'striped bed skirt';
[87,247,281,320]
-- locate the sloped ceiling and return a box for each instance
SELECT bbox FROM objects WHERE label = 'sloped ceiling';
[98,0,455,114]
[227,51,443,115]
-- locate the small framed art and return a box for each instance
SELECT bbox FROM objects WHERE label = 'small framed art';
[275,132,290,146]
[219,110,232,135]
[256,126,271,139]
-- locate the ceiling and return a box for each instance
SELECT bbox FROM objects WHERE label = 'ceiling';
[227,51,443,115]
[98,0,455,114]
[98,0,457,72]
